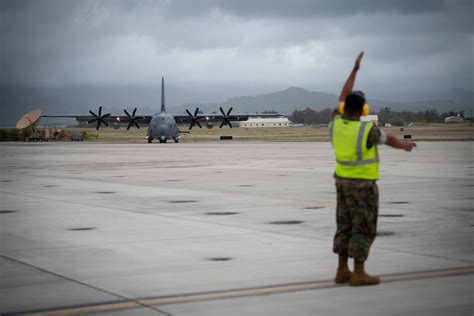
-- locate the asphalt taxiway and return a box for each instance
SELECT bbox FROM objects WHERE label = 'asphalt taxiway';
[1,141,472,315]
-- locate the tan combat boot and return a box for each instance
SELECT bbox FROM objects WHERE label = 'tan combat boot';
[350,261,380,286]
[335,255,352,284]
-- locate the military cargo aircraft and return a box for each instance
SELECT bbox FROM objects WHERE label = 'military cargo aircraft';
[41,77,282,143]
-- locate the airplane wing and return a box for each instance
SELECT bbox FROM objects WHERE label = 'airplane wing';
[41,106,153,130]
[173,106,283,129]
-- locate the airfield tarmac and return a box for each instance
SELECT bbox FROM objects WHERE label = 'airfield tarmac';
[0,141,473,315]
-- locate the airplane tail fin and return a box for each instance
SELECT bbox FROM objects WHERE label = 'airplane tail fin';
[161,77,165,113]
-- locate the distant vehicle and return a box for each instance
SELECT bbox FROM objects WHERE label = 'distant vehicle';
[71,132,83,142]
[40,77,282,143]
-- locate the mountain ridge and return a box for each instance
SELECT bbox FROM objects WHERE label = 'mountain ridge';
[0,85,471,126]
[173,87,470,116]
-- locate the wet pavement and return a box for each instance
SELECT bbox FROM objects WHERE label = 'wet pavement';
[1,141,472,315]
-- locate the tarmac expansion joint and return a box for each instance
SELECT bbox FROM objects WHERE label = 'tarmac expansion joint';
[7,266,474,316]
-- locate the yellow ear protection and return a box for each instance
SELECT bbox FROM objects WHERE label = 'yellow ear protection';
[339,91,370,116]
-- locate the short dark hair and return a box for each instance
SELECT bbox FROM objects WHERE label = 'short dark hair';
[345,91,366,115]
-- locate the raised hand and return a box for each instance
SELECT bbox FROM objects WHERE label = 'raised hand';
[354,51,364,71]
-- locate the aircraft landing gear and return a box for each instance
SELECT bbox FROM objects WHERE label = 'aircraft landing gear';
[148,137,153,143]
[159,138,167,143]
[173,137,179,143]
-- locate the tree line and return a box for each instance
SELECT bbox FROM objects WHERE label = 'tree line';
[288,107,466,126]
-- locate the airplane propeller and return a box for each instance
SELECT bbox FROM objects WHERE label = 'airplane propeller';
[88,106,110,130]
[124,107,140,130]
[219,107,234,128]
[186,107,205,130]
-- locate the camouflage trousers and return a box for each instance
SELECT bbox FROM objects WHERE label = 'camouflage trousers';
[333,178,379,262]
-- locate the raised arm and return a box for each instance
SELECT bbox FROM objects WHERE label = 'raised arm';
[339,51,364,102]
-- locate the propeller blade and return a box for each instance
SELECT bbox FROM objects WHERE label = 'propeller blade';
[89,106,111,129]
[218,107,233,128]
[126,118,133,130]
[186,108,204,130]
[123,108,140,130]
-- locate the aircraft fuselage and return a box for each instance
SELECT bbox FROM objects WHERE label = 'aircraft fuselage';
[147,113,180,143]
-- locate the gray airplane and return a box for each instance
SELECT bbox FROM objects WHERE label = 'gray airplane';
[145,77,180,143]
[42,77,283,143]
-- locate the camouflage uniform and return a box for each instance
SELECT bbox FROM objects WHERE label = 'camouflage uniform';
[332,124,384,262]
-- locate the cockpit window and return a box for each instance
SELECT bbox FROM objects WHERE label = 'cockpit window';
[155,116,173,124]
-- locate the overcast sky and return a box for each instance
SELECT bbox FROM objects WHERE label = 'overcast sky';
[1,0,473,102]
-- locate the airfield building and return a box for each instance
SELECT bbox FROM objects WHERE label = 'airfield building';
[444,115,464,123]
[239,117,291,128]
[361,114,379,125]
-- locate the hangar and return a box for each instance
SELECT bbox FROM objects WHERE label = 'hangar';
[361,114,379,125]
[240,117,291,128]
[444,115,464,123]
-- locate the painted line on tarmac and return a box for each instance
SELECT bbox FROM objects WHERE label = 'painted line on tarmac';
[9,266,474,316]
[0,255,171,316]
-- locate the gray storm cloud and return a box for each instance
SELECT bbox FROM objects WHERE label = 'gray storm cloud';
[1,0,472,101]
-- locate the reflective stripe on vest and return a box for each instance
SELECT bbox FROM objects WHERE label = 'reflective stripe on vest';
[330,116,379,179]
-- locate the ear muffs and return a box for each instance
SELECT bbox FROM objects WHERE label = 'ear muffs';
[339,101,370,116]
[362,103,370,116]
[338,101,345,114]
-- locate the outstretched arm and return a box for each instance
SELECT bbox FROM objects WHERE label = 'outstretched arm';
[339,51,364,102]
[385,134,417,151]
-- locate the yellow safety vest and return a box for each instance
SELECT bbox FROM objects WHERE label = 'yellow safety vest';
[330,116,379,180]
